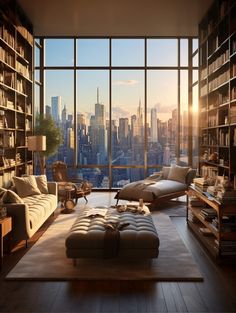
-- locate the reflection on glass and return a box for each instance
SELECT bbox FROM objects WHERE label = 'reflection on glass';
[112,70,144,165]
[34,84,40,119]
[44,70,74,166]
[193,69,198,84]
[192,38,199,54]
[35,69,40,83]
[180,39,188,66]
[180,70,188,166]
[193,53,199,67]
[147,39,178,66]
[112,39,144,66]
[45,39,74,66]
[77,39,109,66]
[77,70,109,166]
[34,45,40,67]
[112,168,144,188]
[147,70,178,166]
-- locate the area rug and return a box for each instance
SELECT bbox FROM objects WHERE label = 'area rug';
[6,210,203,281]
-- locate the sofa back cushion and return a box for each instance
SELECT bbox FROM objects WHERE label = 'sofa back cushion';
[162,167,171,179]
[35,175,49,194]
[13,176,41,198]
[167,165,190,184]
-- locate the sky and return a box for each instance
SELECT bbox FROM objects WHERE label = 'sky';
[36,38,198,123]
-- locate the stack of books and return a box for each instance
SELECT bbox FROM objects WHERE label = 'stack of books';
[199,208,217,221]
[215,240,236,256]
[193,178,209,192]
[189,196,205,207]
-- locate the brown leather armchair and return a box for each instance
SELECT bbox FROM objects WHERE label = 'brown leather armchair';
[52,161,92,209]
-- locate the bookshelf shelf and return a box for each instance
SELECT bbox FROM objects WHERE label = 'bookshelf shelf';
[187,186,236,261]
[199,0,236,182]
[0,1,33,186]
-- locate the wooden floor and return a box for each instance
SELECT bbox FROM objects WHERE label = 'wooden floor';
[1,192,236,313]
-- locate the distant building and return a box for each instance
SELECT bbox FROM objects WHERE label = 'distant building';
[45,105,51,118]
[51,96,62,122]
[150,108,158,142]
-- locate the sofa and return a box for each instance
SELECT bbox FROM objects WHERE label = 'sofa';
[0,175,58,245]
[115,166,196,205]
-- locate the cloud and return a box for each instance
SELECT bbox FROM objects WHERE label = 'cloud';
[112,106,130,119]
[147,102,176,114]
[113,80,139,86]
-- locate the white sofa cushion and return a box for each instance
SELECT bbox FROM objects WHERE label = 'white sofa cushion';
[118,179,187,202]
[23,194,57,229]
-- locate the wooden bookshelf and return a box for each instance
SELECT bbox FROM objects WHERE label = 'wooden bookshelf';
[199,0,236,184]
[0,0,33,187]
[187,185,236,262]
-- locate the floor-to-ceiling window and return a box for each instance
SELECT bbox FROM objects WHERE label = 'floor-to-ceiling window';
[35,37,199,189]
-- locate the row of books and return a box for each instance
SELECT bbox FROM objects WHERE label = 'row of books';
[231,106,236,123]
[16,60,30,80]
[200,166,218,180]
[0,46,14,67]
[232,86,236,101]
[0,25,15,48]
[218,129,230,146]
[215,240,236,256]
[208,69,230,92]
[208,49,229,75]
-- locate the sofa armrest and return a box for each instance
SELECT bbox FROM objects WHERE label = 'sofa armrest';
[185,169,197,185]
[47,182,58,197]
[4,203,30,242]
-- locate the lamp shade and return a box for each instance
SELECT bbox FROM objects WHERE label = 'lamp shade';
[28,136,46,152]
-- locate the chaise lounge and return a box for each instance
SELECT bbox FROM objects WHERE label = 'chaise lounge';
[115,165,196,205]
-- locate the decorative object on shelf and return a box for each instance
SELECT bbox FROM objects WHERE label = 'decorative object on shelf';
[208,152,218,163]
[28,135,46,175]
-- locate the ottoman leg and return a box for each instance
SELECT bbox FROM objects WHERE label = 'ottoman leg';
[73,258,77,266]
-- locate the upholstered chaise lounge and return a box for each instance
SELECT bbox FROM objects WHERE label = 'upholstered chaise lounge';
[115,166,196,205]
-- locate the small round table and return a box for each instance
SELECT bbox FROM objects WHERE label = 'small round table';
[61,184,76,214]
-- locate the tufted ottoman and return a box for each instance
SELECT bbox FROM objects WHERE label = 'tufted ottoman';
[65,206,159,262]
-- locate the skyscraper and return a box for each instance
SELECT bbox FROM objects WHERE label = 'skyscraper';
[62,105,67,124]
[150,108,158,142]
[51,96,62,122]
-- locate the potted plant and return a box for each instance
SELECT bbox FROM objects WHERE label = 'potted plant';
[33,114,63,173]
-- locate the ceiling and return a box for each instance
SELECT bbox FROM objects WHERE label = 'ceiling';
[18,0,213,37]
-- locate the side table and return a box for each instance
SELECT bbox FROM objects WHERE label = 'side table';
[0,216,12,270]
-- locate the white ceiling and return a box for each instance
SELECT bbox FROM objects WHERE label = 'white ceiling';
[18,0,213,37]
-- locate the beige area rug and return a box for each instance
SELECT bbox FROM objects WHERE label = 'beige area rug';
[6,209,203,282]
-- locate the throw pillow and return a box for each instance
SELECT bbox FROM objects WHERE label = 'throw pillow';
[1,190,24,204]
[167,165,190,184]
[34,175,49,194]
[162,167,171,179]
[13,176,41,198]
[146,172,163,181]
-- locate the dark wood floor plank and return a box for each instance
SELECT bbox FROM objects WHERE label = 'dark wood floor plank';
[162,282,187,313]
[0,281,60,313]
[145,283,167,313]
[119,281,140,313]
[51,281,102,313]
